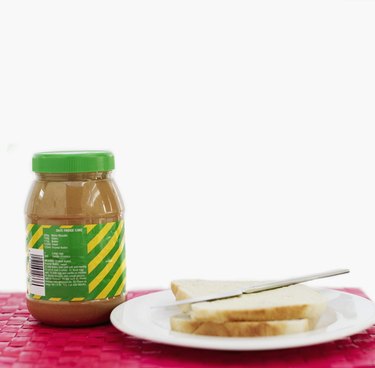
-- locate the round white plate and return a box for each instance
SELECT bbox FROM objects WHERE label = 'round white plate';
[110,288,375,351]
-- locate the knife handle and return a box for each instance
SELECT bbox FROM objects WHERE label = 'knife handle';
[243,269,350,294]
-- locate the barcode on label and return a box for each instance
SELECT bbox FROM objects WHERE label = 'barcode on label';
[29,248,45,296]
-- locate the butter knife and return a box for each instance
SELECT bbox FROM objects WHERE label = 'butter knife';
[152,268,349,308]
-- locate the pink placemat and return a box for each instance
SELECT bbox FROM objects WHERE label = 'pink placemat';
[0,288,374,368]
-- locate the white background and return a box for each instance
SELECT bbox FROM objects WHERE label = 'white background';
[0,1,374,298]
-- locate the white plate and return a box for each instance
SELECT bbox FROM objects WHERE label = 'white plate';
[110,288,375,351]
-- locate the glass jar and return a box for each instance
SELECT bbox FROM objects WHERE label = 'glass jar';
[25,151,125,326]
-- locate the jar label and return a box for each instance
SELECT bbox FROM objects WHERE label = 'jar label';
[26,221,126,302]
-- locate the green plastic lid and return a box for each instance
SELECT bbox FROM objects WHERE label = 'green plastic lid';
[32,151,115,173]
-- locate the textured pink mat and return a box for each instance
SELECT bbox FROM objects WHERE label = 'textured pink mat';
[0,288,374,368]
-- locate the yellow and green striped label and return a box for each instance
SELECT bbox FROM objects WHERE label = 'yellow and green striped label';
[26,221,126,302]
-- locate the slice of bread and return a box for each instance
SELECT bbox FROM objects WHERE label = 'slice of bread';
[170,314,311,337]
[171,279,326,324]
[171,279,260,301]
[171,279,260,313]
[190,285,326,323]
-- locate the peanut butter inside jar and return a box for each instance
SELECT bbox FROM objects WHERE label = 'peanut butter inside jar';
[25,151,126,326]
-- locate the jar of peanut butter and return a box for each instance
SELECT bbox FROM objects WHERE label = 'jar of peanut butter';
[25,151,126,326]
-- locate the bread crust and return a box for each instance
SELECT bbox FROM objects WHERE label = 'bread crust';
[170,316,311,337]
[190,303,325,323]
